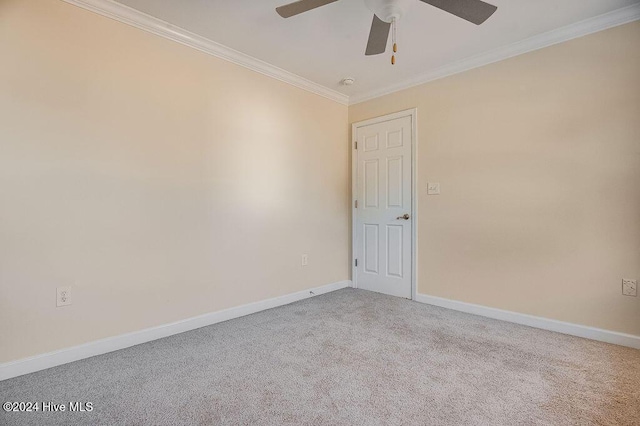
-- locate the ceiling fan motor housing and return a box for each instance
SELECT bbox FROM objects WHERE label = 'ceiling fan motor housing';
[364,0,412,22]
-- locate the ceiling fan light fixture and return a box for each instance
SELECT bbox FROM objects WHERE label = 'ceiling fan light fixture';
[364,0,412,23]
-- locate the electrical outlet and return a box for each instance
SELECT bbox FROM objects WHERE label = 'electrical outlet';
[301,254,309,266]
[57,286,72,307]
[622,279,637,297]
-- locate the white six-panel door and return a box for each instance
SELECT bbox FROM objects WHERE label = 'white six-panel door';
[355,114,412,299]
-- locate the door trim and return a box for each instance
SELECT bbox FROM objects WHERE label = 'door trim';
[351,108,418,300]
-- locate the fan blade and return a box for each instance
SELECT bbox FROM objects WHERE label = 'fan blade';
[276,0,340,18]
[365,15,391,56]
[419,0,497,25]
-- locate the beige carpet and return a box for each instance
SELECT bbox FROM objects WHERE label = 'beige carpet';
[1,288,639,425]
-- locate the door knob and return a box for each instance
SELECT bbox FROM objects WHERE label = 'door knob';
[397,214,410,220]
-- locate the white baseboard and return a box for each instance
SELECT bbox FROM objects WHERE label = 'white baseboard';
[0,280,352,381]
[415,293,640,350]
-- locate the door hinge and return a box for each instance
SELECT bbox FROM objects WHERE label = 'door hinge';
[355,259,358,267]
[355,141,358,150]
[355,200,358,208]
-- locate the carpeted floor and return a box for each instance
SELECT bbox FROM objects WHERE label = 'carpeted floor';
[1,288,639,425]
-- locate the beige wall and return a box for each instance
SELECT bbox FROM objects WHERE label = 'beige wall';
[350,22,640,336]
[1,0,638,365]
[0,0,349,363]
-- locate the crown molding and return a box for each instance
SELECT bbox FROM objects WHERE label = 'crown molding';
[60,1,639,107]
[61,0,349,105]
[349,3,640,105]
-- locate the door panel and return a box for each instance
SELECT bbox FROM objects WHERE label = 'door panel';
[386,156,403,208]
[386,224,403,278]
[364,160,379,208]
[364,224,379,274]
[355,115,412,299]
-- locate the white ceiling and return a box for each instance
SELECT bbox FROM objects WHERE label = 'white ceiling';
[113,0,639,101]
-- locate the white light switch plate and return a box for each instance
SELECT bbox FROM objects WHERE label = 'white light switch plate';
[622,279,637,297]
[427,182,440,195]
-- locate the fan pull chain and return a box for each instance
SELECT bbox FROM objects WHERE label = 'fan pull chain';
[391,17,397,65]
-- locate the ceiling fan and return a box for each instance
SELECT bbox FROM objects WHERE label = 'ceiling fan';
[276,0,497,63]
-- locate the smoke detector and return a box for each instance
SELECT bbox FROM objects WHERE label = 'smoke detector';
[341,77,356,86]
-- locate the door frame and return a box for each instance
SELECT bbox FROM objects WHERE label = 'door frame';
[351,108,418,300]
